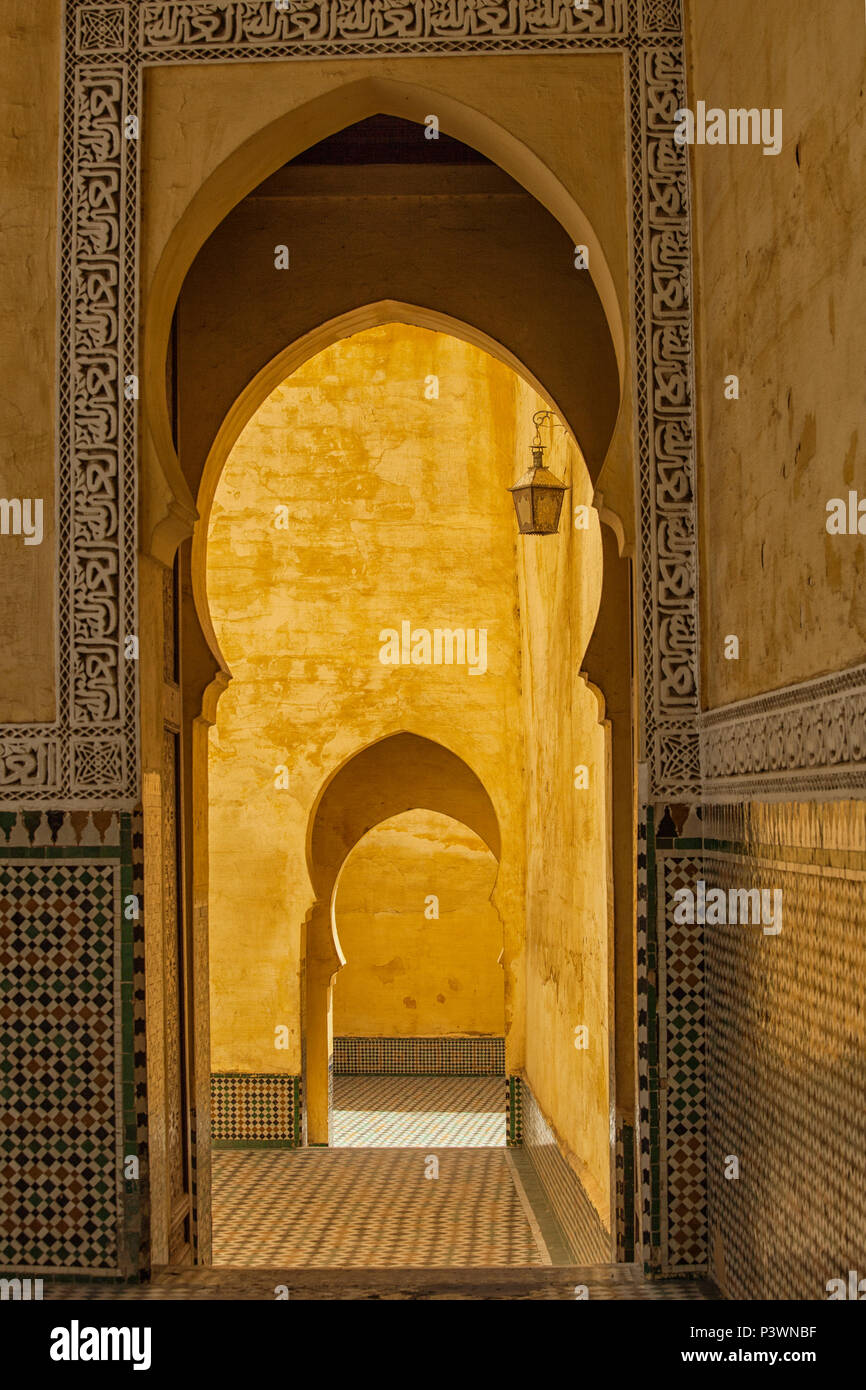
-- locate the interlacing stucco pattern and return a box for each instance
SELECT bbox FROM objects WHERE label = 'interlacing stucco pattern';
[0,0,706,806]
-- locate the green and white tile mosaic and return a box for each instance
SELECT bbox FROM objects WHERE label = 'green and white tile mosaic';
[0,811,139,1276]
[211,1073,302,1148]
[333,1036,504,1075]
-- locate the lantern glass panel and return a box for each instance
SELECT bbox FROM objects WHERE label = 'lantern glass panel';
[533,484,565,534]
[512,487,534,531]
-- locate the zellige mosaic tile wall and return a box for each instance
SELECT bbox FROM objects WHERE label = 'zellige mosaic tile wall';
[0,812,141,1278]
[703,801,866,1300]
[210,1074,302,1148]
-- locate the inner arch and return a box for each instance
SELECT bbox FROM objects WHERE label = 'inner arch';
[191,302,588,681]
[308,731,502,907]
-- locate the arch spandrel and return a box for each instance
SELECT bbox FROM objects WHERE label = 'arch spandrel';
[143,78,626,560]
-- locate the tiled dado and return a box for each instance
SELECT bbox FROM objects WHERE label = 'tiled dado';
[333,1036,505,1075]
[521,1081,612,1264]
[0,811,141,1278]
[506,1075,522,1147]
[211,1074,302,1148]
[638,807,709,1276]
[702,801,866,1301]
[656,853,708,1274]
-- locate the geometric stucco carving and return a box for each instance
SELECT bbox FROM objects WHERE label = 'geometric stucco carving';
[0,0,704,804]
[701,663,866,802]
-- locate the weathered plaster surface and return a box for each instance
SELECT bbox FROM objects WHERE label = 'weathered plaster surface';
[517,406,612,1223]
[206,325,536,1074]
[333,810,504,1038]
[689,0,866,705]
[0,2,61,721]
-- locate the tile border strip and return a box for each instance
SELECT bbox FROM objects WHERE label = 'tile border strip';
[333,1035,505,1075]
[507,1075,523,1146]
[656,851,709,1275]
[521,1079,612,1264]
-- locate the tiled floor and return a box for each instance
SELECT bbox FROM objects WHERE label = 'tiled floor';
[46,1265,720,1299]
[208,1077,555,1267]
[43,1078,718,1299]
[211,1147,544,1266]
[332,1074,506,1147]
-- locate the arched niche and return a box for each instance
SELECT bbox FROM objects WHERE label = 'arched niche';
[331,808,503,1045]
[302,731,501,1143]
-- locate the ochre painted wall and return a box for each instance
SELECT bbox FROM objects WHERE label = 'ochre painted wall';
[688,0,866,706]
[333,810,503,1038]
[516,399,612,1225]
[206,324,541,1074]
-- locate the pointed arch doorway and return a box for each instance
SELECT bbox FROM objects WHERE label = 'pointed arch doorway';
[140,96,635,1268]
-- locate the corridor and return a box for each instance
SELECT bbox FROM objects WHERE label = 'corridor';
[6,1,863,1321]
[212,1076,528,1266]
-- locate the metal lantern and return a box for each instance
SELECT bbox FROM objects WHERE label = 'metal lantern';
[508,411,569,535]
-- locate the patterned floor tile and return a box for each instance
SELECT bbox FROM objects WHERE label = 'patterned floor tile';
[332,1075,505,1147]
[211,1147,543,1267]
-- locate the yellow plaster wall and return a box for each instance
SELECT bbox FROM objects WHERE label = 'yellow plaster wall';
[0,1,61,721]
[333,810,503,1037]
[688,0,866,705]
[516,394,612,1223]
[206,324,534,1074]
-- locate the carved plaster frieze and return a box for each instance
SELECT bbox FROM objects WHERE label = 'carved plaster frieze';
[701,664,866,802]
